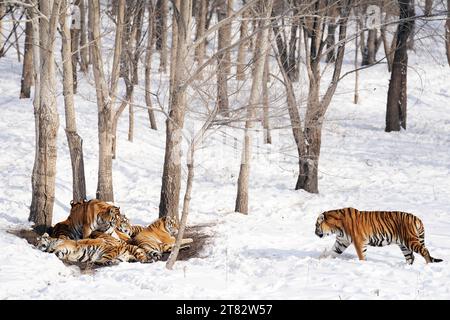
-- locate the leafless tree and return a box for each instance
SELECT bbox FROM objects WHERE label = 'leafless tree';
[29,0,61,232]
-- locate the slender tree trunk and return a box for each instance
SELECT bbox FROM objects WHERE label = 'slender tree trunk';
[236,9,248,80]
[194,0,207,69]
[407,1,415,50]
[288,11,299,81]
[70,22,80,94]
[20,14,33,99]
[132,2,144,85]
[145,1,158,130]
[156,0,168,72]
[60,0,86,202]
[91,0,125,201]
[385,0,413,132]
[166,147,194,270]
[169,0,180,98]
[235,0,272,214]
[128,90,134,142]
[446,0,450,66]
[354,21,359,104]
[367,29,377,65]
[30,2,41,229]
[216,0,232,116]
[262,52,271,144]
[29,0,61,232]
[325,18,336,63]
[159,0,192,219]
[0,3,4,57]
[425,0,433,16]
[88,0,94,67]
[79,0,89,72]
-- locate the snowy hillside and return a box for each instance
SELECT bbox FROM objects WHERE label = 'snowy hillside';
[1,10,450,299]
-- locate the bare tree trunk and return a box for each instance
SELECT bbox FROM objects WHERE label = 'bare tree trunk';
[60,0,86,202]
[29,0,61,232]
[262,52,271,144]
[0,2,4,57]
[446,0,450,66]
[367,29,376,65]
[166,148,194,269]
[288,10,299,81]
[20,14,33,99]
[159,0,192,219]
[29,2,41,228]
[70,20,80,93]
[88,0,94,67]
[156,0,168,72]
[325,18,336,63]
[236,9,248,80]
[407,1,415,50]
[385,0,413,132]
[425,0,433,16]
[79,0,89,72]
[216,0,232,116]
[354,19,359,104]
[128,91,134,142]
[132,1,144,85]
[91,0,125,201]
[145,1,158,130]
[169,0,180,97]
[194,0,207,69]
[235,0,272,215]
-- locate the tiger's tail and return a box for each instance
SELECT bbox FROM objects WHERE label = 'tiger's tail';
[430,257,443,263]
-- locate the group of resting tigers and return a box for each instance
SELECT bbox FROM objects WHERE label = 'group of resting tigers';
[36,199,193,266]
[36,199,443,266]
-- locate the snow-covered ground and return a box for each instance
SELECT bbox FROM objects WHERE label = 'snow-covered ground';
[1,15,450,299]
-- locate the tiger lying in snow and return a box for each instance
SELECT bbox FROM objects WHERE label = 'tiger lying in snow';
[36,233,148,265]
[129,216,194,262]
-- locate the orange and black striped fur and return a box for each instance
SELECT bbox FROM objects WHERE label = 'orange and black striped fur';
[36,233,148,265]
[51,199,120,240]
[315,208,442,264]
[130,216,193,262]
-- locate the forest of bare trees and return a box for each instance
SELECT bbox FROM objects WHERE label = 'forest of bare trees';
[1,0,449,266]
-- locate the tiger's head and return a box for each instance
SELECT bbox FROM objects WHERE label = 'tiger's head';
[115,214,132,236]
[315,211,344,238]
[162,216,179,236]
[96,206,120,232]
[36,233,62,252]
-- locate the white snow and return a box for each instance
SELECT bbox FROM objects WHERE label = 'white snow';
[1,14,450,300]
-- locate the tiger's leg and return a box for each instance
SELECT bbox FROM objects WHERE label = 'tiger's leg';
[139,243,162,262]
[96,247,121,266]
[160,238,194,253]
[408,240,442,264]
[320,238,350,259]
[354,240,367,261]
[332,238,350,255]
[399,245,415,264]
[124,245,148,263]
